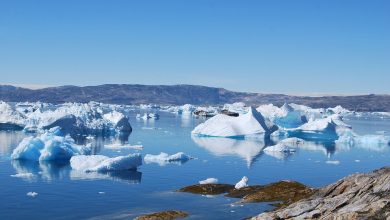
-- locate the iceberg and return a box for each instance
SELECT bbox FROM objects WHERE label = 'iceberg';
[287,115,352,141]
[11,128,91,161]
[235,176,248,189]
[257,103,307,128]
[70,153,142,172]
[23,102,131,136]
[103,111,132,132]
[0,101,26,130]
[144,152,192,166]
[192,107,277,138]
[199,178,219,184]
[263,138,301,160]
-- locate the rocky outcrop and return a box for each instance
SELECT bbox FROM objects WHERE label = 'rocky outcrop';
[134,210,188,220]
[177,181,315,207]
[252,167,390,219]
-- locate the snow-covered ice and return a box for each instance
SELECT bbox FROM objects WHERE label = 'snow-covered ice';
[192,107,277,138]
[235,176,248,189]
[287,115,352,141]
[26,192,38,197]
[144,152,192,166]
[199,178,219,184]
[70,153,142,172]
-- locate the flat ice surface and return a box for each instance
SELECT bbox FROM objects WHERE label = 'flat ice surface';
[70,154,142,172]
[144,152,192,166]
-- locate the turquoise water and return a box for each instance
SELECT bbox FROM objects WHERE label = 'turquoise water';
[1,111,390,219]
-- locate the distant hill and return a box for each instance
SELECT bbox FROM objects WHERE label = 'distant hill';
[1,84,389,112]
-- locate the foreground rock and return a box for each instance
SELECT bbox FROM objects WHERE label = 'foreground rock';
[252,167,390,219]
[177,184,234,195]
[177,181,315,206]
[134,210,188,220]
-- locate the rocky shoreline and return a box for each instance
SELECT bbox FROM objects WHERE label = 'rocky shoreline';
[252,167,390,219]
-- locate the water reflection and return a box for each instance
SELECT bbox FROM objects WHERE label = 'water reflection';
[0,131,28,155]
[70,170,142,184]
[192,136,269,167]
[11,159,70,182]
[11,159,142,184]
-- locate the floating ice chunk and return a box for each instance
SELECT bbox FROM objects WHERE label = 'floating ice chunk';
[144,152,192,166]
[27,192,38,197]
[192,107,277,138]
[70,153,142,172]
[336,130,390,151]
[104,143,143,150]
[11,128,91,161]
[104,111,132,132]
[199,178,219,184]
[327,105,351,115]
[325,160,340,165]
[235,176,248,189]
[10,172,35,179]
[287,115,351,141]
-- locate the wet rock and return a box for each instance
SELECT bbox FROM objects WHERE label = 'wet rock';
[134,210,188,220]
[177,184,235,195]
[252,167,390,219]
[228,181,315,207]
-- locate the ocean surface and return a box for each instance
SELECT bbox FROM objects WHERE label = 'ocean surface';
[1,111,390,219]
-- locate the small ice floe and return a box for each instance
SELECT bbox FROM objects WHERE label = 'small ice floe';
[70,154,142,172]
[235,176,248,189]
[144,152,193,166]
[10,173,35,179]
[104,143,143,150]
[355,160,361,163]
[98,192,105,194]
[26,192,38,197]
[199,178,218,184]
[326,160,340,165]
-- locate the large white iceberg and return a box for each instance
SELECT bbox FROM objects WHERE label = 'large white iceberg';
[192,107,277,138]
[144,152,192,166]
[11,128,91,161]
[70,153,142,172]
[23,103,131,136]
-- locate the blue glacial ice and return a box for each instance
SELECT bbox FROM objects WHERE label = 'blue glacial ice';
[11,128,91,161]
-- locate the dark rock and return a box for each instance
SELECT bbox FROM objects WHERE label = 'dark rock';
[221,109,239,117]
[252,167,390,219]
[177,184,235,195]
[134,210,188,220]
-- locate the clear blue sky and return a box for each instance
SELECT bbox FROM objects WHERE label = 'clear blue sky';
[0,0,389,94]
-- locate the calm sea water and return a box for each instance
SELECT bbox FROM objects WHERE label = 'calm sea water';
[1,111,390,219]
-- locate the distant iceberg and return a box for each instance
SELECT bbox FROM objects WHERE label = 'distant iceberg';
[144,152,192,166]
[0,101,26,130]
[11,128,91,161]
[70,153,142,172]
[192,107,277,138]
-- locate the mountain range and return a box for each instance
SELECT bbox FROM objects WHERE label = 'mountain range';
[1,84,389,112]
